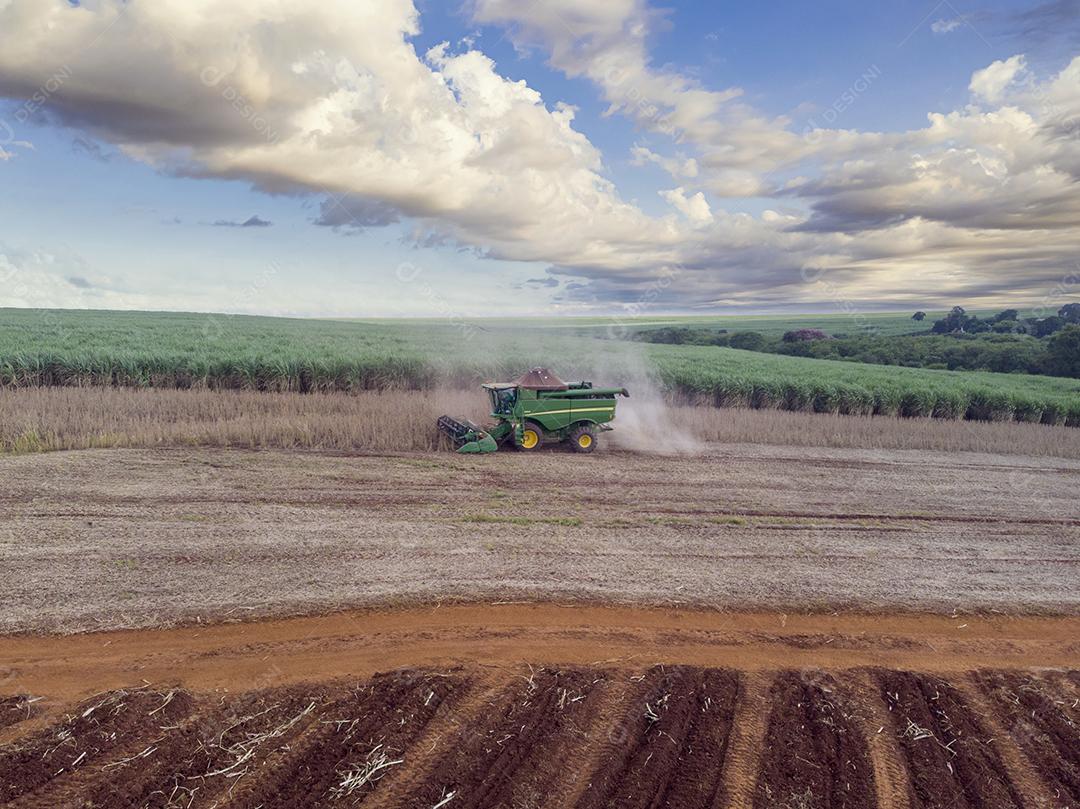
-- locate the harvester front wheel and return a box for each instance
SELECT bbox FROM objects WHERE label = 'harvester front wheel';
[569,424,597,453]
[518,422,544,451]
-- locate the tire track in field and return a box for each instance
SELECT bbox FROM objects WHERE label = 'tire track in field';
[360,675,508,809]
[853,670,913,809]
[544,672,645,809]
[395,668,614,809]
[572,666,740,809]
[957,674,1059,809]
[715,670,772,809]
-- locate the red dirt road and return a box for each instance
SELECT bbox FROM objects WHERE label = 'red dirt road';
[1,604,1078,702]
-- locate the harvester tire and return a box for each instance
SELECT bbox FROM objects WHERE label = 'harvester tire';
[569,424,597,453]
[518,422,544,451]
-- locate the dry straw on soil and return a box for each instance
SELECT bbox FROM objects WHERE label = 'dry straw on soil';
[3,387,1080,458]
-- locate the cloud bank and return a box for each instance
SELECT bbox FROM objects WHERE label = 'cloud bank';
[0,0,1077,311]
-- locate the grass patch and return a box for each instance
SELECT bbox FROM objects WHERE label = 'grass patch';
[707,515,748,526]
[459,513,583,527]
[9,429,46,454]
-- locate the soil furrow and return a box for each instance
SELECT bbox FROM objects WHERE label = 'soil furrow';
[542,673,644,809]
[973,670,1080,806]
[0,687,196,806]
[223,672,467,808]
[876,670,1026,809]
[1,663,1078,808]
[716,670,773,809]
[573,666,740,809]
[956,675,1060,809]
[360,677,506,809]
[393,668,605,809]
[851,670,913,809]
[752,670,877,809]
[0,697,39,733]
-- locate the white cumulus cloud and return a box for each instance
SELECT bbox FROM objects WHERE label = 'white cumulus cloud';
[970,55,1028,104]
[660,186,713,225]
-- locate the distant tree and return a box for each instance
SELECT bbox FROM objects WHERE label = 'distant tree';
[1044,325,1080,377]
[932,306,970,334]
[912,311,926,321]
[1031,316,1065,338]
[729,331,765,351]
[782,328,831,342]
[992,309,1018,322]
[1060,303,1080,324]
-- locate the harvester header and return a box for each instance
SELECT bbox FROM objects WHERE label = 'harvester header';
[437,367,629,454]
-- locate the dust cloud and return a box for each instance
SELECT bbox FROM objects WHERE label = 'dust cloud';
[571,338,706,456]
[606,388,705,455]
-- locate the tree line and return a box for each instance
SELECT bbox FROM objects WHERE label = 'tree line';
[632,305,1080,379]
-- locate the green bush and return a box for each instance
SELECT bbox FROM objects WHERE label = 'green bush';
[872,389,903,417]
[899,390,936,418]
[966,390,1014,422]
[750,381,785,409]
[1012,396,1044,423]
[836,384,875,416]
[1040,402,1068,426]
[931,391,967,420]
[1066,402,1080,428]
[812,384,841,414]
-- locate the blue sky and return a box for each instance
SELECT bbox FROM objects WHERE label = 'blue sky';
[1,0,1078,317]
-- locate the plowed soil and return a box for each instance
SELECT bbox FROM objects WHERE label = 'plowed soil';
[574,667,739,808]
[0,605,1078,808]
[754,670,876,808]
[876,671,1027,808]
[974,670,1080,805]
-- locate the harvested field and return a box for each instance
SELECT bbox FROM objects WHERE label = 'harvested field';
[2,444,1078,633]
[0,607,1077,809]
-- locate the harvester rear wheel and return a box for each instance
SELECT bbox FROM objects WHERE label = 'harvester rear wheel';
[569,424,597,453]
[518,422,544,451]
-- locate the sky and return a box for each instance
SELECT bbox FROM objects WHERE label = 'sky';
[0,0,1078,318]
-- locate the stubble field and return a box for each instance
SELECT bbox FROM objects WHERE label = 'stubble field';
[2,440,1078,634]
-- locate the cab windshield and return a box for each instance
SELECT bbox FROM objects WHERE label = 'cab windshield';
[489,387,517,415]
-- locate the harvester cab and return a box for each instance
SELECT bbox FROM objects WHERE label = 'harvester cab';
[438,367,629,454]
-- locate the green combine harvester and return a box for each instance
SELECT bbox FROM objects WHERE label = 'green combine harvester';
[437,367,630,454]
